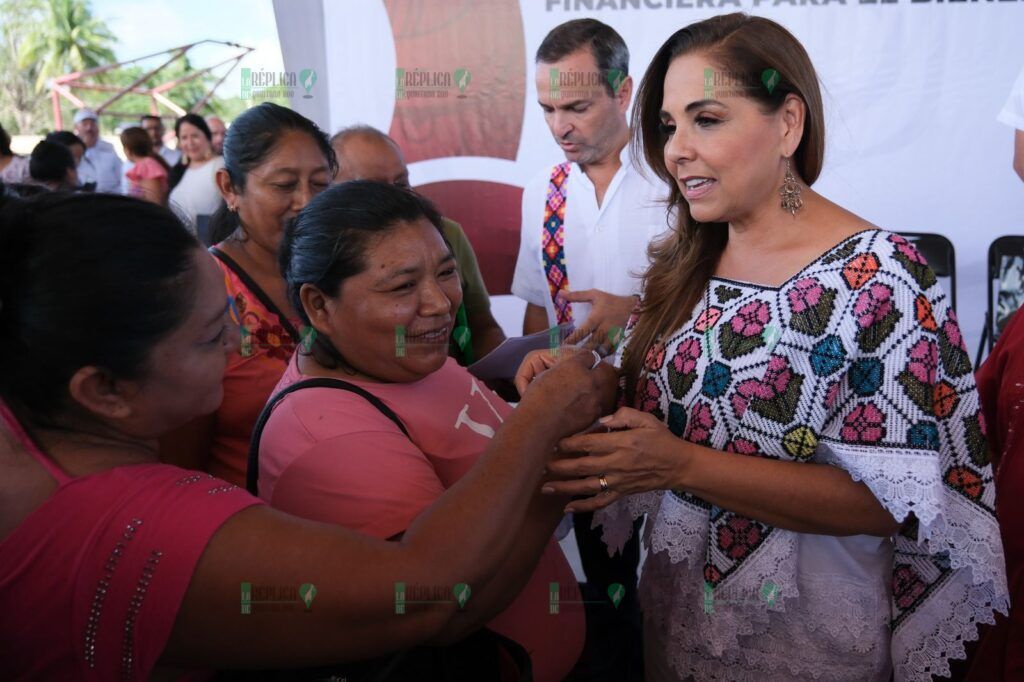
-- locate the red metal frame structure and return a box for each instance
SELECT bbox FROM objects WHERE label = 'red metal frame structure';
[49,40,254,129]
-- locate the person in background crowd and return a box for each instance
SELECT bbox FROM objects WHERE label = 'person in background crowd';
[120,127,171,206]
[514,19,667,679]
[72,109,122,194]
[168,114,224,225]
[331,125,506,363]
[206,115,227,156]
[998,63,1024,183]
[514,19,670,345]
[141,114,182,167]
[44,131,87,169]
[0,123,30,185]
[0,190,615,681]
[969,308,1024,679]
[524,13,1008,681]
[28,140,78,191]
[160,103,333,487]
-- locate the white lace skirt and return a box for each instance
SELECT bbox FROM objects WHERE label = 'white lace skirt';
[636,513,895,681]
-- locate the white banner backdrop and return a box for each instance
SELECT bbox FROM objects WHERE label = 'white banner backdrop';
[274,0,1024,357]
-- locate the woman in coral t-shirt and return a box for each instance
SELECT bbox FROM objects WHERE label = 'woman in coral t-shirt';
[258,180,586,681]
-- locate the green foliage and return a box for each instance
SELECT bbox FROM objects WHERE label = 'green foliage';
[0,0,48,134]
[19,0,117,92]
[0,0,268,134]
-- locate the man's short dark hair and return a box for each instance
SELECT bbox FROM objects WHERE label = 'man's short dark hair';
[140,114,162,126]
[45,130,86,152]
[536,18,629,97]
[29,140,75,183]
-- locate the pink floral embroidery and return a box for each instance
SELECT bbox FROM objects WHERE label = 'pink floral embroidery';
[895,241,928,265]
[646,343,667,371]
[893,564,927,610]
[635,376,662,413]
[731,380,760,418]
[752,355,793,400]
[717,517,763,560]
[694,307,722,333]
[685,402,715,442]
[787,278,825,314]
[672,338,702,376]
[907,338,939,385]
[729,301,771,337]
[841,402,886,443]
[725,438,759,455]
[853,283,894,328]
[825,381,840,409]
[943,319,967,352]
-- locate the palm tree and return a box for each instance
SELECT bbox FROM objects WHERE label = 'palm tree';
[0,0,47,132]
[19,0,116,92]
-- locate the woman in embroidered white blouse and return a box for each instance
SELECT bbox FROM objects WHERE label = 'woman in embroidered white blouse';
[517,12,1009,682]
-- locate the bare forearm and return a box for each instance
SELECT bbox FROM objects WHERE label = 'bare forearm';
[677,444,899,536]
[400,402,559,590]
[523,303,548,335]
[432,493,567,643]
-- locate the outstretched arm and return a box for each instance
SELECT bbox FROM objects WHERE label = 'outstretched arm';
[160,354,614,669]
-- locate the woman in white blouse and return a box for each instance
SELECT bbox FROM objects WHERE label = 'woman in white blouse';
[518,12,1009,682]
[168,114,225,225]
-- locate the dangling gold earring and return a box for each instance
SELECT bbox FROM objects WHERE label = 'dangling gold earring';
[779,157,803,216]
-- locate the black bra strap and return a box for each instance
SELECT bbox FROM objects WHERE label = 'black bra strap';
[209,245,301,345]
[247,377,410,495]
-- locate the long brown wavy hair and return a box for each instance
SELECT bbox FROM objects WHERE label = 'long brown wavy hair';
[622,13,825,403]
